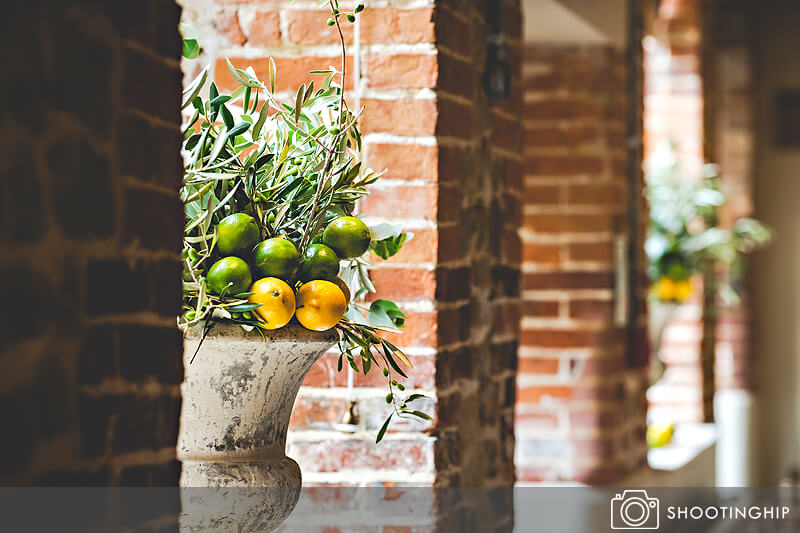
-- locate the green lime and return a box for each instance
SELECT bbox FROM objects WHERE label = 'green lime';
[216,213,260,258]
[206,256,252,296]
[299,243,340,282]
[322,216,372,259]
[253,237,301,280]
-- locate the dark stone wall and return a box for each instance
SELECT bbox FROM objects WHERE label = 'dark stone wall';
[0,0,184,489]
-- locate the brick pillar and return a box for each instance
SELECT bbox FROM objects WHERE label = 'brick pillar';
[0,0,184,488]
[181,0,523,486]
[703,0,756,393]
[517,44,648,483]
[430,0,523,488]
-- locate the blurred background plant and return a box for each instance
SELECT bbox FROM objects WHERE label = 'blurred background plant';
[646,144,772,304]
[645,143,772,422]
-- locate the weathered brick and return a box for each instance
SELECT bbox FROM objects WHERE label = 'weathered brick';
[361,98,438,136]
[521,328,604,349]
[123,46,181,121]
[0,265,51,344]
[523,271,613,291]
[51,22,113,134]
[242,9,281,46]
[5,148,47,244]
[524,214,614,233]
[368,268,436,301]
[360,8,436,44]
[217,56,354,93]
[214,11,246,45]
[374,227,437,265]
[366,144,438,181]
[119,325,183,384]
[568,242,613,263]
[525,154,605,176]
[518,356,559,374]
[438,305,471,346]
[359,184,437,220]
[85,259,151,316]
[45,137,115,239]
[365,53,438,90]
[436,266,471,301]
[567,184,623,206]
[437,98,473,140]
[517,385,573,403]
[522,300,559,318]
[437,53,474,98]
[78,394,120,459]
[113,395,180,453]
[569,299,614,320]
[77,326,118,385]
[122,187,182,251]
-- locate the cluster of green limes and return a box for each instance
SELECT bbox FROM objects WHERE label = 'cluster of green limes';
[203,213,371,331]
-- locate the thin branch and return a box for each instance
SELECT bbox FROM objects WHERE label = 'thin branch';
[299,134,341,252]
[330,0,349,127]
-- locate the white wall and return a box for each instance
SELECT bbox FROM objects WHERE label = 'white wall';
[752,1,800,486]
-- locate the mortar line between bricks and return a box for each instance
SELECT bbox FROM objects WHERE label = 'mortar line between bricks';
[83,314,180,328]
[520,232,616,243]
[364,132,436,145]
[521,263,613,273]
[360,88,437,99]
[122,41,182,70]
[123,177,179,197]
[435,90,476,107]
[79,380,182,398]
[434,379,479,398]
[121,108,183,131]
[217,42,437,58]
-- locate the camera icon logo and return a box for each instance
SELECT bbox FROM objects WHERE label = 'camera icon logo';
[611,490,660,529]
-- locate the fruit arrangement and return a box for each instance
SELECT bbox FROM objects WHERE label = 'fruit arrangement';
[192,212,368,331]
[179,1,429,441]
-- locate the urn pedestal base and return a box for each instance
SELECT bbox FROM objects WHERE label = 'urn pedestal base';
[177,323,337,532]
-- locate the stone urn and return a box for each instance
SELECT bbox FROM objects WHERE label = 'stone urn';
[178,322,337,532]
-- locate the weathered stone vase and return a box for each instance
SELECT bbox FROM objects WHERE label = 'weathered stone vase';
[178,322,337,532]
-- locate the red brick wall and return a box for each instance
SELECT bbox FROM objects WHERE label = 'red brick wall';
[0,0,184,490]
[181,0,522,486]
[517,45,648,483]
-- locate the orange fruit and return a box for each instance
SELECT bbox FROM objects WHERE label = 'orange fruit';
[248,277,296,329]
[295,280,347,331]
